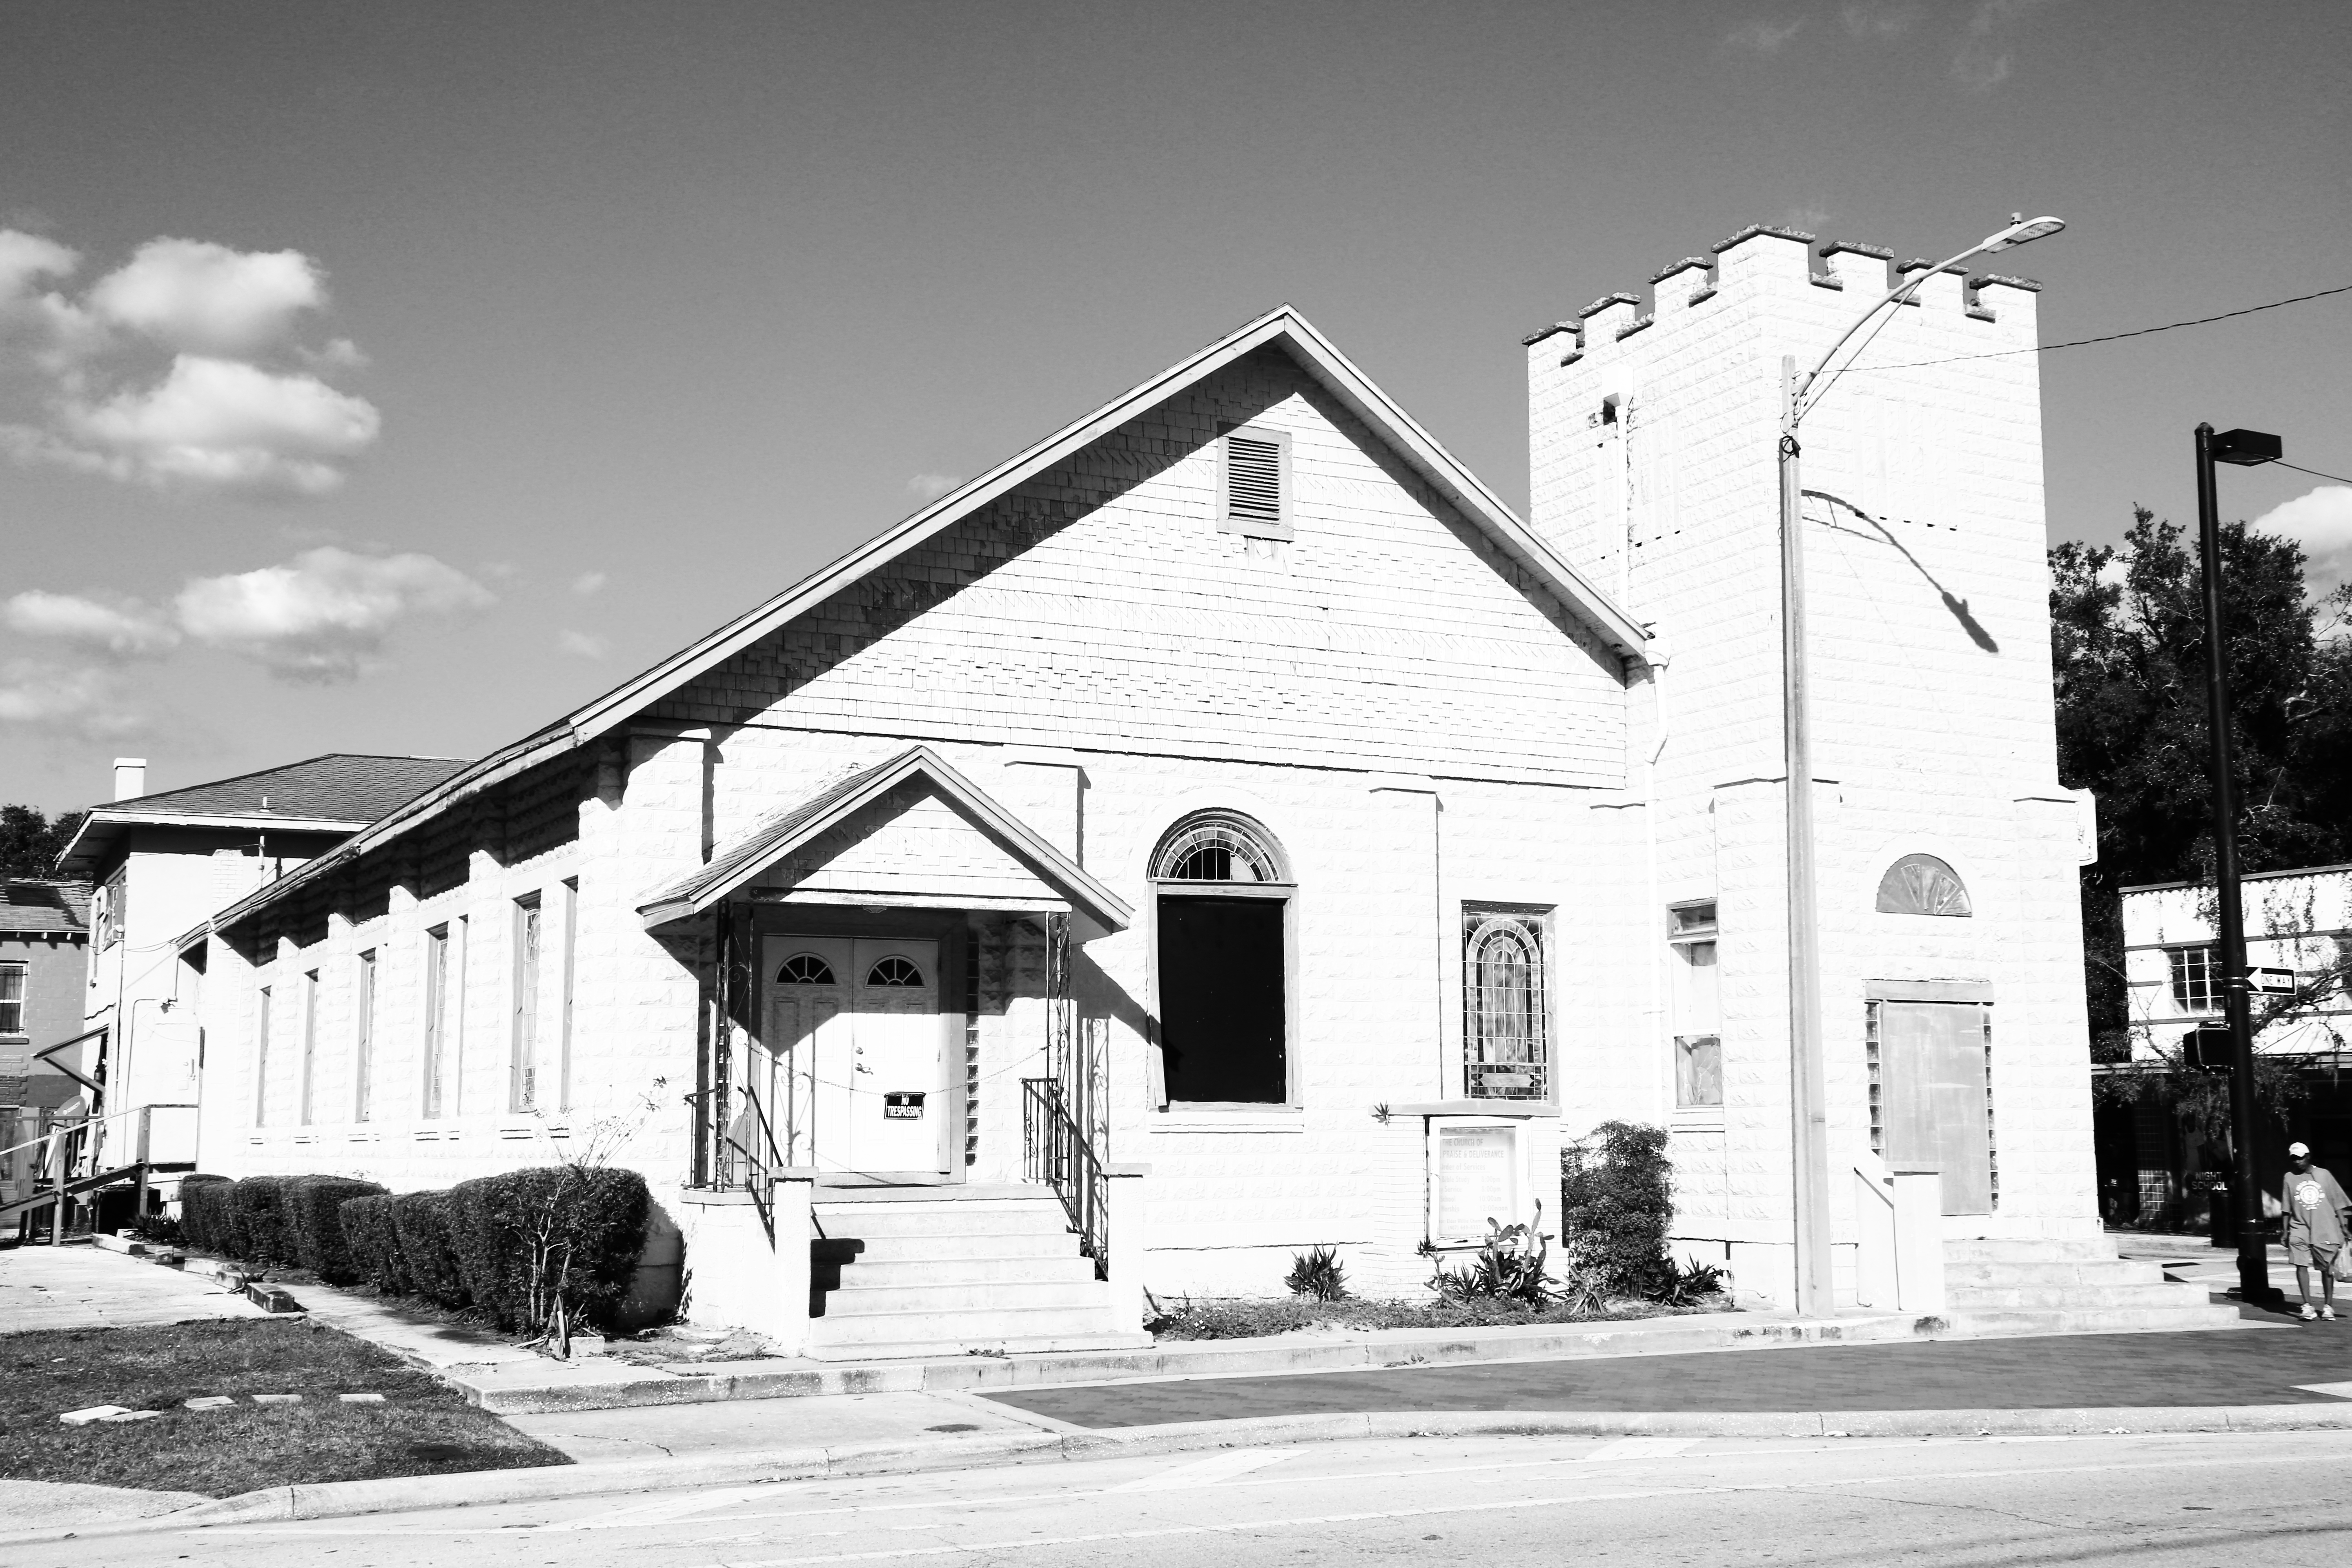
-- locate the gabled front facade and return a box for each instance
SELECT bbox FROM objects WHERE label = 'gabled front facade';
[179,263,2111,1346]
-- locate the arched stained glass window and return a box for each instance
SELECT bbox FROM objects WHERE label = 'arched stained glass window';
[775,953,837,984]
[1463,912,1549,1100]
[1876,854,1972,917]
[1152,811,1289,884]
[865,956,925,987]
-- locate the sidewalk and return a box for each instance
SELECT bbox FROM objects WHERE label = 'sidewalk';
[0,1241,268,1331]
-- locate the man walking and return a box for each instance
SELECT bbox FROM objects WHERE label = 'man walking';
[2282,1142,2352,1322]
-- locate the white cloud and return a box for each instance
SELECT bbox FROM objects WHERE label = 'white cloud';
[1951,45,2011,90]
[2,590,179,658]
[173,546,494,682]
[0,228,379,498]
[40,354,379,497]
[87,238,324,356]
[1952,0,2048,91]
[1842,2,1922,38]
[1722,16,1806,52]
[0,657,148,738]
[906,472,961,503]
[2254,486,2352,599]
[558,629,608,659]
[570,570,608,597]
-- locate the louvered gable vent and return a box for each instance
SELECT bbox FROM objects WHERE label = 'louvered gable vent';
[1218,423,1292,540]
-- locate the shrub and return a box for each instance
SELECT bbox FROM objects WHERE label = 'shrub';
[131,1212,183,1245]
[284,1175,388,1283]
[1560,1120,1673,1294]
[339,1194,410,1295]
[177,1175,233,1252]
[228,1176,297,1265]
[1423,1207,1556,1305]
[1284,1245,1349,1301]
[390,1190,470,1308]
[1649,1256,1727,1307]
[446,1167,653,1334]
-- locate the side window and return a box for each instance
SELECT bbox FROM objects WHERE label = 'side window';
[254,984,273,1127]
[1670,901,1723,1109]
[1153,811,1291,1105]
[354,950,376,1123]
[0,962,23,1036]
[1461,909,1550,1100]
[2169,945,2219,1013]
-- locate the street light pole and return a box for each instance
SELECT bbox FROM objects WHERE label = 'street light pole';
[1777,214,2064,1317]
[2195,420,2286,1309]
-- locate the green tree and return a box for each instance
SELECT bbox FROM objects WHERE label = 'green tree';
[0,805,83,878]
[2052,507,2352,1074]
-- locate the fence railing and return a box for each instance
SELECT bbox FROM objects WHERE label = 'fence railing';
[1022,1077,1107,1281]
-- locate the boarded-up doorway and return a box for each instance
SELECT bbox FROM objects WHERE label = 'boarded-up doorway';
[1874,999,1993,1216]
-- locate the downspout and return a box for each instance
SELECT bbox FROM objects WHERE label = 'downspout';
[1642,636,1674,1121]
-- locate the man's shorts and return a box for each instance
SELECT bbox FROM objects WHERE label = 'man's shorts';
[2287,1237,2342,1270]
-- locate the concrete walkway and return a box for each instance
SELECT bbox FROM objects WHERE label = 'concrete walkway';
[0,1242,267,1332]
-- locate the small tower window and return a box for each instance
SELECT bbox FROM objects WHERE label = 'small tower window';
[1218,423,1293,541]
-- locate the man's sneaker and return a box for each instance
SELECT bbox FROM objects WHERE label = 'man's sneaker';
[2301,1304,2319,1321]
[2325,1306,2339,1322]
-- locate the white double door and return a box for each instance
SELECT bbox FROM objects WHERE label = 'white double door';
[760,935,947,1175]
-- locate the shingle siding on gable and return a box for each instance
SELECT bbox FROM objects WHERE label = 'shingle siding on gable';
[648,350,1627,788]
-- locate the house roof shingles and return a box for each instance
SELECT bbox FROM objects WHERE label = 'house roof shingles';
[0,880,89,936]
[100,754,470,824]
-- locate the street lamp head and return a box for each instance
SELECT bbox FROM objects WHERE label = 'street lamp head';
[2212,428,2284,467]
[1983,214,2065,252]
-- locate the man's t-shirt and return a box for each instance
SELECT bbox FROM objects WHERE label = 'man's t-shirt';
[2283,1166,2350,1248]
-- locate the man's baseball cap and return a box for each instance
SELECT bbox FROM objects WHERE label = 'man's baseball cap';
[2290,1142,2312,1156]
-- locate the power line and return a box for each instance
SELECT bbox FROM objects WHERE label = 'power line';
[2277,460,2352,487]
[1847,281,2352,373]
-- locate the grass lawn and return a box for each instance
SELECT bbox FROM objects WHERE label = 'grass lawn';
[0,1318,568,1498]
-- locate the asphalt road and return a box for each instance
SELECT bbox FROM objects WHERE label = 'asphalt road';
[35,1428,2352,1568]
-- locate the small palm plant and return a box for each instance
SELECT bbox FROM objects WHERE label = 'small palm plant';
[1284,1244,1350,1301]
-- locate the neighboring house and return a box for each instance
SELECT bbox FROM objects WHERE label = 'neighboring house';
[45,754,468,1217]
[2102,864,2352,1229]
[172,229,2122,1353]
[0,880,92,1214]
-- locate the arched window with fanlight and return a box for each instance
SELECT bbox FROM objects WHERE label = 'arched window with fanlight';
[1876,854,1972,917]
[1462,909,1550,1100]
[1151,810,1292,1105]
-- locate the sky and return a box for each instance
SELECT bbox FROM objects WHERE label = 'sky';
[1,0,2347,814]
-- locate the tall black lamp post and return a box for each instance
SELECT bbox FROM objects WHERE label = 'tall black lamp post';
[2197,421,2284,1307]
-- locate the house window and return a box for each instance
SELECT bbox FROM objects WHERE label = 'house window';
[511,895,542,1113]
[1218,423,1293,541]
[1153,811,1291,1105]
[558,879,578,1113]
[299,969,320,1125]
[354,950,376,1123]
[777,953,837,984]
[423,924,451,1118]
[1462,909,1549,1100]
[1875,854,1972,916]
[0,962,23,1036]
[254,985,272,1127]
[99,867,127,949]
[866,955,924,987]
[1668,901,1723,1109]
[2169,945,2221,1013]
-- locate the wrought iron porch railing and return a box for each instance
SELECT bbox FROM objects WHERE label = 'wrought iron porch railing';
[1022,1077,1107,1281]
[688,1083,788,1240]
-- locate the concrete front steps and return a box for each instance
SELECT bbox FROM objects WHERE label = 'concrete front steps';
[1942,1236,2244,1330]
[807,1184,1149,1362]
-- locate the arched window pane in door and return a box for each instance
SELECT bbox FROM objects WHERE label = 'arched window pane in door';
[1463,911,1550,1100]
[1152,811,1291,1105]
[865,956,924,988]
[776,953,836,985]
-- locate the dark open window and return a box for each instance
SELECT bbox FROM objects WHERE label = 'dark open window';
[1152,811,1290,1105]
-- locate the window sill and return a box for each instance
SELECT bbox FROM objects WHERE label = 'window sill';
[1670,1110,1728,1133]
[1388,1100,1557,1120]
[1152,1106,1305,1134]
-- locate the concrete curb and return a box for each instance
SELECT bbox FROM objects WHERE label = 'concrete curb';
[448,1304,2250,1414]
[11,1400,2352,1546]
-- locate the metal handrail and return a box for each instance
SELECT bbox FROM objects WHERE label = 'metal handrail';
[1022,1077,1108,1281]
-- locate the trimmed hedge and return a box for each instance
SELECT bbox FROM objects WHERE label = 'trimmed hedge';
[390,1189,471,1308]
[228,1176,297,1266]
[285,1175,388,1284]
[339,1194,410,1295]
[445,1168,651,1332]
[177,1175,234,1253]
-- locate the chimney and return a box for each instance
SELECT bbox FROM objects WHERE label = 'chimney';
[113,758,147,801]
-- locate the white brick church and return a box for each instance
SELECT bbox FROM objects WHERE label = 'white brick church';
[174,224,2135,1354]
